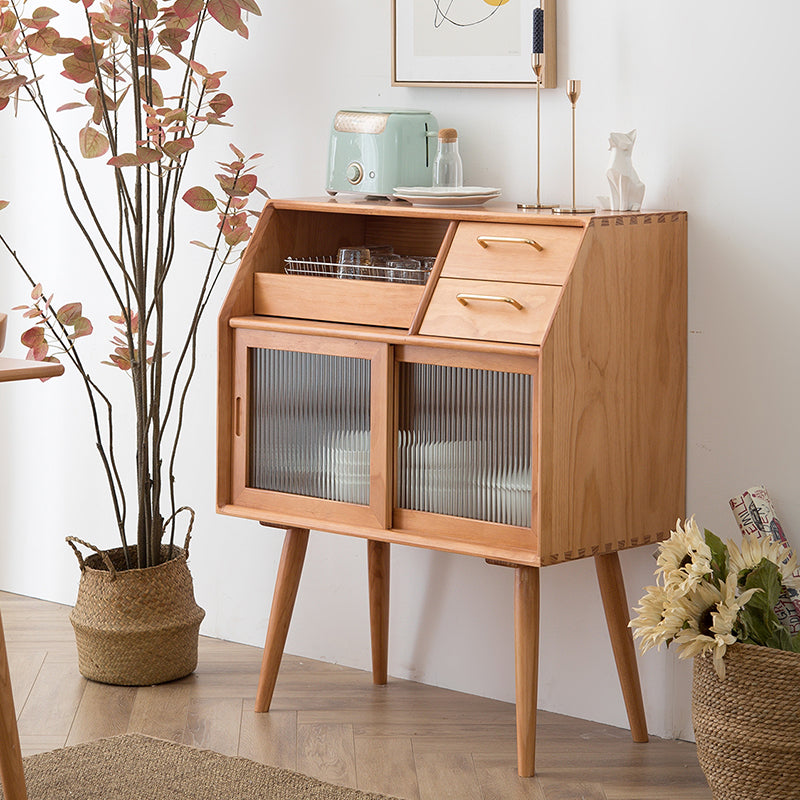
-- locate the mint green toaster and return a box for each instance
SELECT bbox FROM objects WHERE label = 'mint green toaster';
[326,108,438,198]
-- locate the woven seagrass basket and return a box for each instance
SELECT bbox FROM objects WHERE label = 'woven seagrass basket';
[67,524,205,686]
[692,642,800,800]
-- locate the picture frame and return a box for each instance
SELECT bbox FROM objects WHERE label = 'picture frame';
[391,0,556,89]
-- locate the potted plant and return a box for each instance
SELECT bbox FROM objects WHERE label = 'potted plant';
[0,0,264,684]
[631,518,800,800]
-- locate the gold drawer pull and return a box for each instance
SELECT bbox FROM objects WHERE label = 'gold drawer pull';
[456,293,524,310]
[476,235,543,252]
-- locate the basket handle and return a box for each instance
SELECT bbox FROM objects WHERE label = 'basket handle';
[163,506,195,556]
[65,536,117,579]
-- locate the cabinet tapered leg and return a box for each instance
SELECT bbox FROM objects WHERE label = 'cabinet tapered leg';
[514,565,540,777]
[595,551,648,743]
[367,540,390,685]
[255,527,310,713]
[0,612,27,800]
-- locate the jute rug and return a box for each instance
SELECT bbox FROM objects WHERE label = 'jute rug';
[8,733,400,800]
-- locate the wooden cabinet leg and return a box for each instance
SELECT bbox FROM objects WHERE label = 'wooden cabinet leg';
[595,551,648,743]
[0,612,27,800]
[255,528,310,713]
[367,540,390,685]
[514,565,540,778]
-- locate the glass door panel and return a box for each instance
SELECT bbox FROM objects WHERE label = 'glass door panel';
[249,348,371,505]
[396,361,532,527]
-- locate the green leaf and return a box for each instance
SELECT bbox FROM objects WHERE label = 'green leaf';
[0,75,27,98]
[32,6,59,25]
[20,326,44,347]
[79,124,109,158]
[69,317,93,339]
[182,186,216,211]
[139,75,163,106]
[173,0,203,24]
[157,27,190,53]
[216,172,257,197]
[136,146,161,164]
[25,26,59,55]
[235,0,261,15]
[73,42,104,63]
[107,152,141,168]
[61,54,95,83]
[0,200,9,211]
[56,301,82,325]
[52,36,83,54]
[704,529,728,583]
[138,53,170,70]
[209,92,232,115]
[207,0,240,31]
[162,137,194,160]
[131,0,157,20]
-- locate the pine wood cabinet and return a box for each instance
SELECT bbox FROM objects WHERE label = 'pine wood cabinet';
[216,198,687,776]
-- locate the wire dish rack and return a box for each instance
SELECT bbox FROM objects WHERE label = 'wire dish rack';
[284,256,431,285]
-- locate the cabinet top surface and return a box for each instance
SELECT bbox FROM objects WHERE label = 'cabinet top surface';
[268,197,685,225]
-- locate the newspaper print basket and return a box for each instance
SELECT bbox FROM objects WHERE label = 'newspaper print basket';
[692,642,800,800]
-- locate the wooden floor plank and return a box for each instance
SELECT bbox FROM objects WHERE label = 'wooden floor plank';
[182,696,242,756]
[6,651,45,715]
[127,682,192,743]
[238,706,298,771]
[414,752,483,800]
[66,682,136,745]
[539,780,608,800]
[473,754,547,800]
[354,736,420,800]
[297,722,357,788]
[15,656,85,738]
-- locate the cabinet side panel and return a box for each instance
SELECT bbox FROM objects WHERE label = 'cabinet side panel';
[217,204,276,509]
[538,214,687,564]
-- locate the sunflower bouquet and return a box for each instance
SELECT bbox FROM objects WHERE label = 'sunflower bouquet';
[630,518,800,678]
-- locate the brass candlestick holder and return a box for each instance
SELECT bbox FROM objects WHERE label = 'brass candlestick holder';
[553,79,594,215]
[517,53,555,211]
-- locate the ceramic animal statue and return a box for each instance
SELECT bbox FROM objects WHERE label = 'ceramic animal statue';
[606,130,645,212]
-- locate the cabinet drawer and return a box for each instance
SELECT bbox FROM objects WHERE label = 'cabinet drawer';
[419,278,561,345]
[254,273,425,328]
[442,222,582,284]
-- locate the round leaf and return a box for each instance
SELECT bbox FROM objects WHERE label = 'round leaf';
[79,124,109,158]
[183,186,216,211]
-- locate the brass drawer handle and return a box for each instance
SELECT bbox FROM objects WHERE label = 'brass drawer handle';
[476,235,543,252]
[456,293,524,310]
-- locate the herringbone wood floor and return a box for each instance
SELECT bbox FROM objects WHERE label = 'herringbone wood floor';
[1,590,710,799]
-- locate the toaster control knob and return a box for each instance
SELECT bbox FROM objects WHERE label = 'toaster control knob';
[346,161,364,185]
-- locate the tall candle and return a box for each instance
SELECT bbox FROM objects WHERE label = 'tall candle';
[532,7,544,54]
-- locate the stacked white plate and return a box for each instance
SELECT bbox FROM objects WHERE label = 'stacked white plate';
[393,186,502,207]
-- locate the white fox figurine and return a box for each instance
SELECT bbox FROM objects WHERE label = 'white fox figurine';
[606,130,645,212]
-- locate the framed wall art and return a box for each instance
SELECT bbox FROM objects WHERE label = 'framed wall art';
[392,0,556,89]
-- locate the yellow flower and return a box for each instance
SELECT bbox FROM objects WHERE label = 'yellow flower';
[674,574,760,678]
[629,584,686,653]
[728,533,800,590]
[655,517,713,594]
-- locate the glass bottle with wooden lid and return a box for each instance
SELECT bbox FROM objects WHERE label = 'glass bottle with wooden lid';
[432,128,463,189]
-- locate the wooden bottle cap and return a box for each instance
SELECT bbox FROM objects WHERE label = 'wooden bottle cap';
[438,128,458,142]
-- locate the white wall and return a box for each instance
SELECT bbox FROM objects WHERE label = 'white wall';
[2,0,799,741]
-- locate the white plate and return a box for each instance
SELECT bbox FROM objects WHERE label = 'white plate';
[393,185,502,198]
[394,191,501,207]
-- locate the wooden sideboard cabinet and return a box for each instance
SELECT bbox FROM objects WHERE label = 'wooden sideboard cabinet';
[216,197,687,777]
